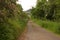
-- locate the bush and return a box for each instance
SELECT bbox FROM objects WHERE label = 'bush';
[0,0,28,40]
[0,17,28,40]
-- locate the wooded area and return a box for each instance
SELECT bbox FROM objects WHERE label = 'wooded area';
[31,0,60,21]
[31,0,60,34]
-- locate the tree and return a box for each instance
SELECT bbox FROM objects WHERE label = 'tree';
[31,0,47,19]
[46,0,60,21]
[31,0,60,21]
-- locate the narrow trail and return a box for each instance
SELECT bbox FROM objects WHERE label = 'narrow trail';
[18,20,60,40]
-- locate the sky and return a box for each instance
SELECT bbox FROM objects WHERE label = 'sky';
[17,0,37,11]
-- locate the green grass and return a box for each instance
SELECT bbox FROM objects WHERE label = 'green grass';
[0,18,28,40]
[32,18,60,34]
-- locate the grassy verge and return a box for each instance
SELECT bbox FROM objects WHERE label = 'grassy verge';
[32,18,60,34]
[0,17,28,40]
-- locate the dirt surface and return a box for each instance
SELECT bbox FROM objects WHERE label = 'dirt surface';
[18,21,60,40]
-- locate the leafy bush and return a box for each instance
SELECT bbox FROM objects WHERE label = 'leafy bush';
[0,0,28,40]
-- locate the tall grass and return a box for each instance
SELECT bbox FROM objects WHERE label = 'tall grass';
[32,18,60,34]
[0,16,28,40]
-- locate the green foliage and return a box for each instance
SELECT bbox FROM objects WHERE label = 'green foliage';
[31,0,48,19]
[31,0,60,35]
[31,0,60,21]
[0,0,28,40]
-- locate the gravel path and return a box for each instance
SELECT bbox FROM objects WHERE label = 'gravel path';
[18,21,60,40]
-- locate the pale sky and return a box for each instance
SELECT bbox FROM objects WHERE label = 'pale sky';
[17,0,37,11]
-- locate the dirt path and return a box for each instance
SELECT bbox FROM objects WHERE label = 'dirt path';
[18,21,60,40]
